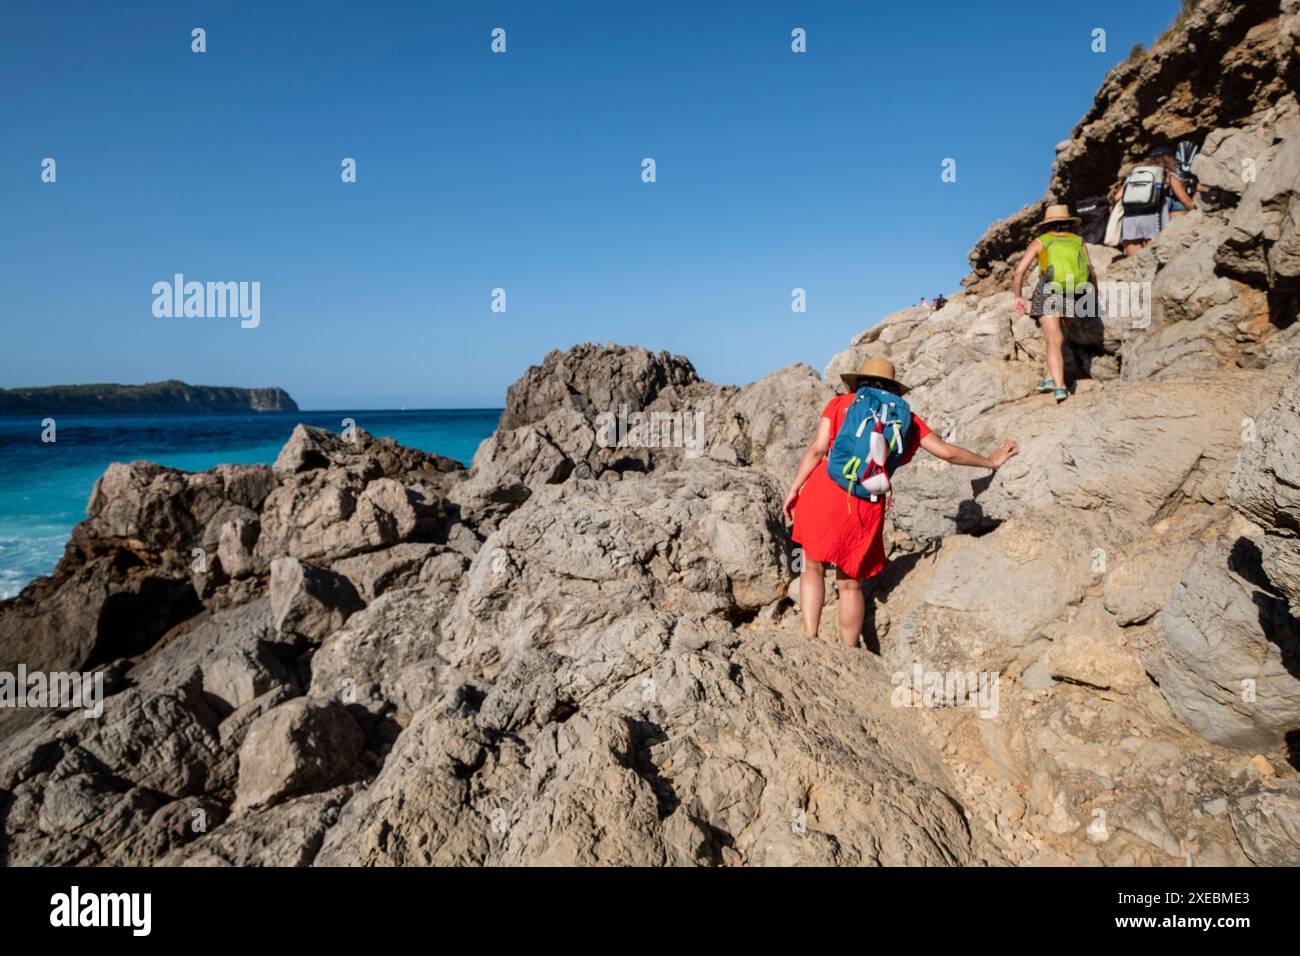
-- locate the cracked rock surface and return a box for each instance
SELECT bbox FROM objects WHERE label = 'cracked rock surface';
[2,0,1299,866]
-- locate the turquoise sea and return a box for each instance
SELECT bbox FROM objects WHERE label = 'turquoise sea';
[0,409,501,599]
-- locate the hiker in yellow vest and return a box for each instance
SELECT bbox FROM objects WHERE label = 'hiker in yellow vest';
[1011,204,1096,404]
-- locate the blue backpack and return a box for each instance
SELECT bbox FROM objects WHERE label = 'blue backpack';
[826,386,913,510]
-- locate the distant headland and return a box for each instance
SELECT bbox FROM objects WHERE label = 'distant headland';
[0,380,298,414]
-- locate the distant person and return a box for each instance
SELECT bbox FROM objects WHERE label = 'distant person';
[783,357,1018,649]
[919,296,928,309]
[933,294,947,310]
[1113,147,1195,256]
[1010,204,1095,404]
[1172,140,1200,217]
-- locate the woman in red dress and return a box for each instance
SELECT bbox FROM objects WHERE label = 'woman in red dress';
[782,357,1019,648]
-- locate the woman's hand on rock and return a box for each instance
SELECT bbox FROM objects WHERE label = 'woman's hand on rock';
[989,439,1020,468]
[1014,296,1027,315]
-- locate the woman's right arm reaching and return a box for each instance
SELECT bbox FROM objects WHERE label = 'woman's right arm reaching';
[920,432,1019,469]
[1169,176,1195,210]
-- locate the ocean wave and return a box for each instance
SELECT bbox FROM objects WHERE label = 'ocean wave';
[0,532,65,599]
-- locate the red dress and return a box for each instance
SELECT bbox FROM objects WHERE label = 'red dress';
[791,394,931,580]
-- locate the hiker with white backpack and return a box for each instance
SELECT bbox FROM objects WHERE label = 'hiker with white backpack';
[1111,147,1195,256]
[1010,203,1096,403]
[782,357,1018,649]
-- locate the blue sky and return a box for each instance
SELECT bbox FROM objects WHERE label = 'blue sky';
[1,0,1181,409]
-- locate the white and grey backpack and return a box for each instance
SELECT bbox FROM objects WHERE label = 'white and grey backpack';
[1122,164,1166,213]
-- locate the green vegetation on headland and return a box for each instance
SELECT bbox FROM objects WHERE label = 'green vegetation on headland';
[0,380,298,414]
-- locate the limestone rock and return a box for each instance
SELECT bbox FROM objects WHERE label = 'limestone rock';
[1146,534,1300,750]
[258,473,446,566]
[331,542,444,601]
[79,461,276,563]
[217,516,264,580]
[308,583,458,724]
[1229,365,1300,605]
[269,557,364,642]
[129,598,298,715]
[1040,604,1148,693]
[233,699,364,812]
[274,423,462,488]
[0,461,274,675]
[164,787,354,866]
[315,630,992,866]
[886,510,1103,676]
[1228,782,1300,865]
[498,343,699,432]
[1216,132,1300,288]
[1194,124,1279,198]
[1102,536,1202,627]
[726,363,836,485]
[887,368,1288,547]
[443,464,793,678]
[0,555,201,677]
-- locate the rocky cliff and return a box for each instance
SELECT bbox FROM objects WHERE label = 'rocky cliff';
[1,0,1298,866]
[0,381,298,414]
[968,0,1300,291]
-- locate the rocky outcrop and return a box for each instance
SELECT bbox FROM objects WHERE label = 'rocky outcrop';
[1215,121,1300,302]
[2,0,1298,867]
[1136,368,1300,753]
[0,460,277,677]
[450,346,831,531]
[498,343,700,432]
[5,303,1295,867]
[232,698,364,813]
[1230,365,1300,604]
[269,558,364,642]
[313,632,994,866]
[1229,780,1300,865]
[967,0,1298,287]
[1,342,998,865]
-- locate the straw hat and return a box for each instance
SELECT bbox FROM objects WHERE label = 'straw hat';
[1039,202,1081,230]
[840,356,908,395]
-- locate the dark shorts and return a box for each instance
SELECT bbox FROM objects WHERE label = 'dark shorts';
[1029,277,1092,320]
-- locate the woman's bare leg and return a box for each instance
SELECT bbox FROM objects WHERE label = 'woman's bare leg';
[800,559,825,638]
[835,569,865,649]
[1040,313,1066,393]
